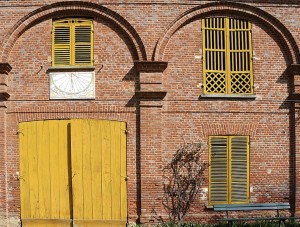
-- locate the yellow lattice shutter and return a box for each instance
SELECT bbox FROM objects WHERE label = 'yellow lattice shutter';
[74,20,93,66]
[202,18,253,94]
[228,19,253,94]
[52,19,93,67]
[209,136,228,204]
[202,18,226,94]
[52,20,71,66]
[229,136,249,203]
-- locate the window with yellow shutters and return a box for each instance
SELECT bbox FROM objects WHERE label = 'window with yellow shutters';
[209,136,250,205]
[202,18,253,95]
[52,18,94,67]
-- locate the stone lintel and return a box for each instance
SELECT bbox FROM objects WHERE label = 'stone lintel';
[135,91,166,100]
[134,61,168,73]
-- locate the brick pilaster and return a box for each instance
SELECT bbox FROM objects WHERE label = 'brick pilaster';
[0,63,11,224]
[288,64,300,216]
[134,61,167,223]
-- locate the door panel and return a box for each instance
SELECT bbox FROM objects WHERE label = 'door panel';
[19,120,72,225]
[19,119,127,226]
[71,119,127,224]
[21,219,72,227]
[73,220,127,227]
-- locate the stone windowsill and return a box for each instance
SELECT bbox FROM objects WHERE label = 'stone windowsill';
[47,66,96,73]
[200,93,256,99]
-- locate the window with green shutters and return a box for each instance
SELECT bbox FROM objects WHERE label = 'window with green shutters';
[202,18,253,94]
[52,18,94,67]
[208,136,249,205]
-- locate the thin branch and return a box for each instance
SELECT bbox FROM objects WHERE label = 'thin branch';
[161,142,208,225]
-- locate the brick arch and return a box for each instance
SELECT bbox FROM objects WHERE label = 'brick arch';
[153,1,299,64]
[1,1,147,62]
[15,105,134,123]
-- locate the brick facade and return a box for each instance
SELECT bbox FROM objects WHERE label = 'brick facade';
[0,1,300,226]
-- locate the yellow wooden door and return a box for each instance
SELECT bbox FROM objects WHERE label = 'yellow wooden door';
[19,120,72,227]
[71,119,127,227]
[19,119,127,227]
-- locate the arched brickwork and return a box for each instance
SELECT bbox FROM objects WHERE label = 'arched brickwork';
[1,1,147,62]
[15,105,135,123]
[154,1,299,64]
[201,123,258,138]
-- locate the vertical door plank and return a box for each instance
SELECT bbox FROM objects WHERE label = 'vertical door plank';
[111,121,121,220]
[58,120,71,219]
[71,119,84,219]
[37,121,51,218]
[49,120,61,217]
[102,120,112,220]
[82,119,93,219]
[90,119,103,219]
[120,122,127,220]
[19,122,31,218]
[28,121,39,218]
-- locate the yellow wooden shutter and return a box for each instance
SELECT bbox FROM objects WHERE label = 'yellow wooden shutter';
[74,21,93,65]
[209,136,249,205]
[229,136,249,203]
[52,19,93,67]
[52,21,71,66]
[202,18,253,94]
[228,19,253,94]
[202,18,226,94]
[209,136,228,204]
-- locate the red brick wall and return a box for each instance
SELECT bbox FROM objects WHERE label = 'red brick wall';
[0,1,299,226]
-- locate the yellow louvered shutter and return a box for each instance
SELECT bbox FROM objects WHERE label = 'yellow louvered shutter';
[52,19,93,67]
[209,136,228,204]
[74,20,93,65]
[53,22,71,66]
[230,136,249,203]
[209,136,249,205]
[202,18,253,94]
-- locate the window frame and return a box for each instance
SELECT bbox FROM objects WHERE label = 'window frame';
[202,17,253,95]
[52,18,94,67]
[208,135,250,205]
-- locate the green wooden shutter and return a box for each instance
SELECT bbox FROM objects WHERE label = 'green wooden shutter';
[209,136,228,204]
[52,22,71,66]
[74,22,93,65]
[229,136,249,203]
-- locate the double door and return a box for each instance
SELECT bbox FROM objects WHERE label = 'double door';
[19,119,127,227]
